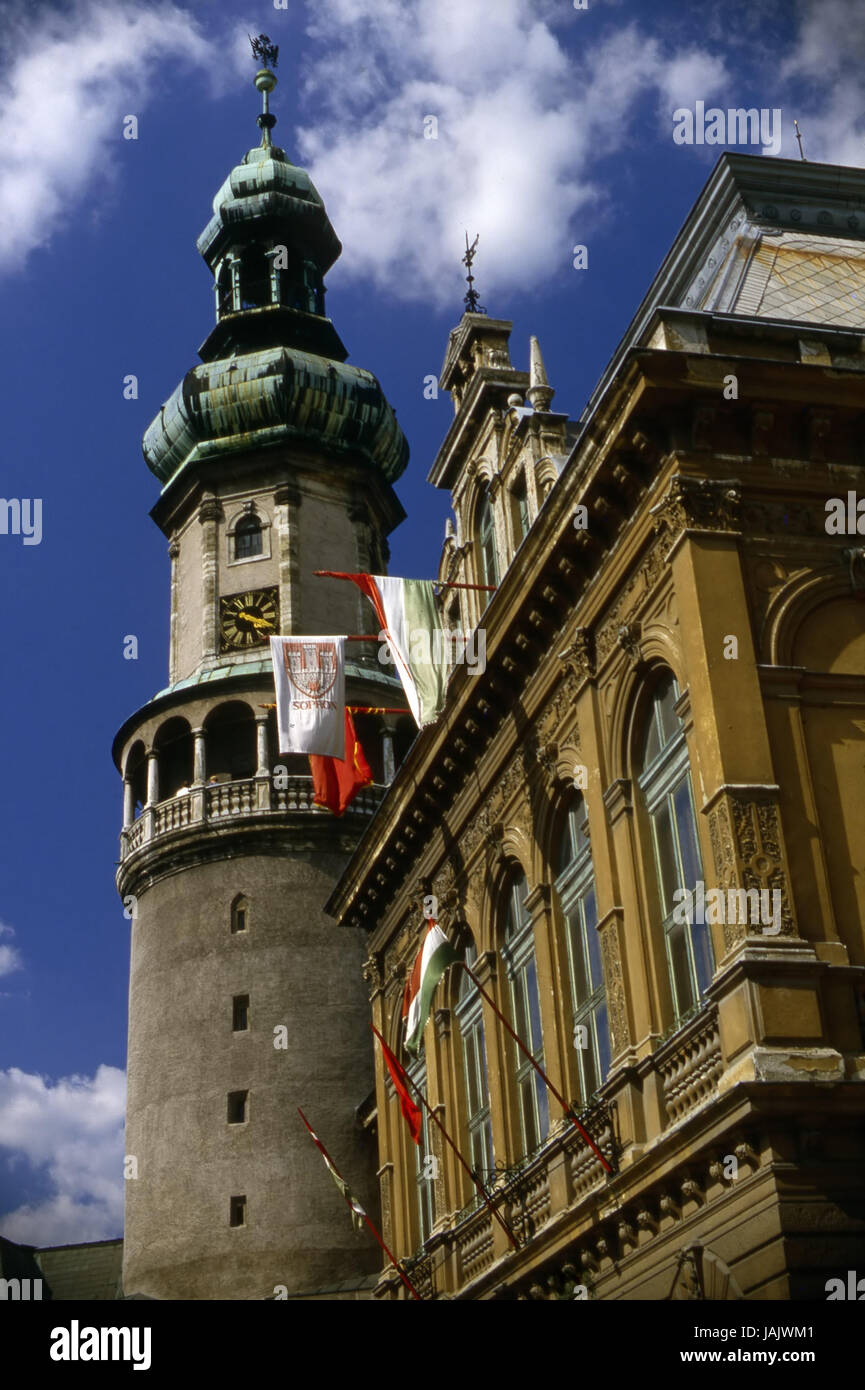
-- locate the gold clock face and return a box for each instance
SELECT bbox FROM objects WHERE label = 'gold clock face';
[219,587,279,651]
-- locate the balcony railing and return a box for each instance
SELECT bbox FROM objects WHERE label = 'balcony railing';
[120,776,386,861]
[656,1004,723,1126]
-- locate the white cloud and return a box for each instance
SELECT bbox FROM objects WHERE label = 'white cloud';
[0,1,219,272]
[296,0,730,306]
[0,1064,125,1245]
[0,923,22,978]
[778,0,865,165]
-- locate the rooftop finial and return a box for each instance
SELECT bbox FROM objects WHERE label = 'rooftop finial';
[793,119,807,162]
[462,233,486,315]
[250,33,279,148]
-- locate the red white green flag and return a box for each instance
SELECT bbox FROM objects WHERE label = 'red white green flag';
[402,921,460,1056]
[298,1108,366,1233]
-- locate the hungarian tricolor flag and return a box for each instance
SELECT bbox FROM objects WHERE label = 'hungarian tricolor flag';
[298,1108,366,1233]
[321,572,448,727]
[402,920,460,1056]
[372,1024,422,1144]
[309,708,373,816]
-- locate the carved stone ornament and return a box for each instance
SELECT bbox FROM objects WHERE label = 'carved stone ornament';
[616,619,643,667]
[599,917,630,1056]
[650,475,742,545]
[705,788,798,949]
[558,627,595,683]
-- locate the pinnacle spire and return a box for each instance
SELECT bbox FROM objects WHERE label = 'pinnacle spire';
[527,336,554,411]
[250,33,279,150]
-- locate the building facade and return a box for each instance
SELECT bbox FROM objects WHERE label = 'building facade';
[328,152,865,1300]
[113,66,411,1300]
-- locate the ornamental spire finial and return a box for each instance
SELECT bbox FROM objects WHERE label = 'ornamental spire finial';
[249,33,279,149]
[462,232,486,315]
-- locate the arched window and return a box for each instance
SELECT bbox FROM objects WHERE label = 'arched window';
[637,671,713,1024]
[501,871,549,1156]
[555,799,610,1101]
[231,894,249,934]
[205,703,257,781]
[152,717,193,799]
[455,942,493,1191]
[477,486,499,590]
[217,261,234,317]
[510,476,529,548]
[233,513,263,560]
[240,245,271,309]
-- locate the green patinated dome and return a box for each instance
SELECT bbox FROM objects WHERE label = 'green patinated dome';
[142,345,409,484]
[143,136,409,488]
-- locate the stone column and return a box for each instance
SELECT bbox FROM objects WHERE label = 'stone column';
[255,714,271,810]
[198,496,222,663]
[274,483,301,635]
[192,728,206,786]
[145,750,159,807]
[122,777,135,829]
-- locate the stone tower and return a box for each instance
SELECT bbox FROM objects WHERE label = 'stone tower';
[113,60,410,1301]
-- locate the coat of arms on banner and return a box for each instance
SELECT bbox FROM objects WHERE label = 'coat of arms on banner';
[283,641,338,701]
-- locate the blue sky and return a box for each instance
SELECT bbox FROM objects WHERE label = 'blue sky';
[0,0,860,1245]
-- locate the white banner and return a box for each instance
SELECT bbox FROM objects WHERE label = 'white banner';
[270,636,345,758]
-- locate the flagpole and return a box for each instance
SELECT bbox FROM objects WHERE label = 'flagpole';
[371,1025,519,1251]
[461,966,613,1175]
[297,1106,422,1302]
[313,570,497,593]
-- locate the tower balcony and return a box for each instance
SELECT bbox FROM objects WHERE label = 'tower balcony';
[119,774,386,862]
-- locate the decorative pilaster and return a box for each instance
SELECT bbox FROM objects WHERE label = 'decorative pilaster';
[198,496,222,661]
[704,784,799,950]
[275,483,301,634]
[168,540,180,684]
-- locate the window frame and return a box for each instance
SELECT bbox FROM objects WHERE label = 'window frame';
[501,874,549,1160]
[454,945,494,1196]
[555,802,610,1104]
[637,675,714,1025]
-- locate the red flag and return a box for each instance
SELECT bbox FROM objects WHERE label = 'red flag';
[372,1024,422,1145]
[309,707,373,816]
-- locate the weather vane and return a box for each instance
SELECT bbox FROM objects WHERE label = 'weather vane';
[250,33,279,69]
[462,233,486,315]
[793,119,807,162]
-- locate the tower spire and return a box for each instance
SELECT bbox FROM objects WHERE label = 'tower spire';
[462,232,486,315]
[527,335,554,411]
[250,33,279,150]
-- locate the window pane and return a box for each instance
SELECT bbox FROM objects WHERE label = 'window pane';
[525,960,543,1055]
[668,919,695,1018]
[464,1030,480,1115]
[657,675,680,747]
[653,799,679,915]
[673,779,701,888]
[583,890,602,991]
[520,1074,538,1152]
[568,910,589,1005]
[691,918,714,997]
[580,1028,598,1099]
[534,1071,549,1142]
[595,1001,611,1082]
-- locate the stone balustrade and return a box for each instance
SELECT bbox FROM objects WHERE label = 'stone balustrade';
[120,775,385,861]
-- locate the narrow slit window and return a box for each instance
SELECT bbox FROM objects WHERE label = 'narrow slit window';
[229,1195,246,1227]
[227,1090,248,1124]
[232,995,249,1032]
[231,896,248,934]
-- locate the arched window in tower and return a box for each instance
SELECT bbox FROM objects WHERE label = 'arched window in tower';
[153,717,193,800]
[454,941,493,1190]
[217,261,234,317]
[476,485,499,591]
[230,894,249,935]
[240,244,271,309]
[555,798,610,1101]
[637,670,713,1024]
[205,703,257,782]
[233,512,263,560]
[124,741,148,820]
[501,871,549,1156]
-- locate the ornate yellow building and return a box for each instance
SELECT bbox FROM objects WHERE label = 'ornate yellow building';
[327,152,865,1301]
